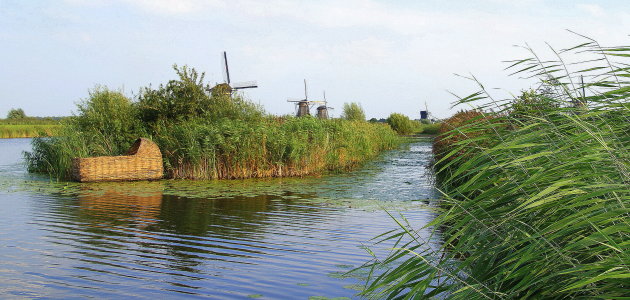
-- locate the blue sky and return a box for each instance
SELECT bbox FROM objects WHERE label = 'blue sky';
[1,0,628,119]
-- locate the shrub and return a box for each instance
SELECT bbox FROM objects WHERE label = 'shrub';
[386,113,416,135]
[341,102,366,121]
[25,87,145,178]
[7,108,26,119]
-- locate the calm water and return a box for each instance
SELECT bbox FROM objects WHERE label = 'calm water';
[0,138,439,299]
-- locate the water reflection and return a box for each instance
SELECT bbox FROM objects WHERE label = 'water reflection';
[0,138,440,299]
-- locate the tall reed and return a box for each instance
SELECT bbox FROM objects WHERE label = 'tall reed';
[360,35,629,299]
[0,125,60,138]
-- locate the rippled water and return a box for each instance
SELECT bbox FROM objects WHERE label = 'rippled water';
[0,138,439,299]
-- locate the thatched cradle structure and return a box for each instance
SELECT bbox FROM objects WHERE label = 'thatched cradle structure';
[72,138,163,182]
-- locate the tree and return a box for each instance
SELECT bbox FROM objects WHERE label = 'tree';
[341,102,365,121]
[7,108,26,119]
[387,113,416,135]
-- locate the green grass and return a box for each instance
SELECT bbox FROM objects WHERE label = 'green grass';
[359,35,629,298]
[0,125,61,138]
[0,117,63,125]
[417,123,440,135]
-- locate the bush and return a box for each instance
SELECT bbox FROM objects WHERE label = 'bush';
[25,87,145,177]
[7,108,26,119]
[341,102,365,121]
[386,113,416,135]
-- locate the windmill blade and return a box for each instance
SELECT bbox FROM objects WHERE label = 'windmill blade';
[303,79,308,100]
[232,81,258,89]
[221,51,230,84]
[287,98,306,102]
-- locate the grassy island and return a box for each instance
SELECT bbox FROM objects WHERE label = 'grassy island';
[25,66,400,180]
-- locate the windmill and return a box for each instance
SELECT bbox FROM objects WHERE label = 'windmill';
[316,91,334,119]
[212,51,258,95]
[420,101,432,123]
[287,79,326,117]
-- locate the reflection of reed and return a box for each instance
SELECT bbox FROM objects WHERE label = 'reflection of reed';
[77,182,164,227]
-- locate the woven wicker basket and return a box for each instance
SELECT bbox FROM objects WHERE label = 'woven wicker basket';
[72,138,163,182]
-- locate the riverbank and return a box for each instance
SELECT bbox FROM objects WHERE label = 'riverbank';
[0,124,60,138]
[360,39,629,298]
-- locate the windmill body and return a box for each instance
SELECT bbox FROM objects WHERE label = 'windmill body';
[287,80,330,118]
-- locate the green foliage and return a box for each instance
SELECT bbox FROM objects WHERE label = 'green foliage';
[137,65,263,125]
[25,66,400,180]
[0,117,63,126]
[510,89,559,120]
[25,87,145,177]
[386,113,416,135]
[0,125,60,138]
[7,108,26,119]
[341,102,366,121]
[419,123,440,134]
[361,37,629,298]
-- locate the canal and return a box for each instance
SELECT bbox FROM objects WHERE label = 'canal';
[0,138,440,299]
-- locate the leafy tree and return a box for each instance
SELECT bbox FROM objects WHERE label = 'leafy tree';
[387,113,416,135]
[7,108,26,119]
[341,102,365,121]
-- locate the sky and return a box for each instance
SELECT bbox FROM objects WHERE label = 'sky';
[1,0,628,119]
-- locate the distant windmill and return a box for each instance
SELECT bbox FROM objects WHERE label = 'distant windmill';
[420,101,432,123]
[287,79,326,117]
[316,91,334,119]
[212,51,258,95]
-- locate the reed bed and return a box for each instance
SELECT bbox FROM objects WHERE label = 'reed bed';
[0,125,60,138]
[25,67,400,180]
[360,36,629,298]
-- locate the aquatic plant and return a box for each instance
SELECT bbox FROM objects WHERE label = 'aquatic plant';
[361,35,629,298]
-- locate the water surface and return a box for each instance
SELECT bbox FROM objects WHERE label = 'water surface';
[0,138,439,299]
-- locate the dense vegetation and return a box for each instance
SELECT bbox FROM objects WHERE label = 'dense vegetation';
[361,38,629,298]
[25,66,400,180]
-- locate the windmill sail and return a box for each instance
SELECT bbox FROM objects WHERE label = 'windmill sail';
[232,81,258,89]
[221,51,230,84]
